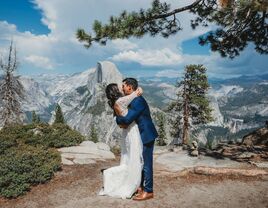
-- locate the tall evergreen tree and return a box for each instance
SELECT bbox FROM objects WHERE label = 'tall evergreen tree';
[89,123,99,143]
[32,111,37,124]
[167,98,182,145]
[0,41,25,127]
[76,0,267,58]
[53,103,65,124]
[32,111,41,124]
[36,115,41,123]
[168,64,213,145]
[155,112,167,146]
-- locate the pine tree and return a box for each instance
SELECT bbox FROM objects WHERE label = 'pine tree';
[155,112,167,146]
[53,103,65,124]
[167,98,182,145]
[36,115,41,123]
[76,0,267,58]
[32,111,41,124]
[0,41,25,127]
[32,111,37,123]
[89,123,98,143]
[168,64,213,145]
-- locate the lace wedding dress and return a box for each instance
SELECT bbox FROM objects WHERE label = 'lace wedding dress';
[98,92,144,199]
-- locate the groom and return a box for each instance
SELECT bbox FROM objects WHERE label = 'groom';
[116,78,158,201]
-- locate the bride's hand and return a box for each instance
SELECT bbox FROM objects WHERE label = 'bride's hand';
[135,87,143,96]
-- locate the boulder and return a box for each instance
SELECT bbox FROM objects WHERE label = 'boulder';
[58,141,115,165]
[80,141,97,147]
[96,142,110,151]
[242,126,268,146]
[61,157,74,165]
[156,151,242,172]
[32,128,43,136]
[73,158,96,165]
[190,150,199,157]
[192,141,198,149]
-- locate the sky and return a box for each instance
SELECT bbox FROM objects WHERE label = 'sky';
[0,0,267,80]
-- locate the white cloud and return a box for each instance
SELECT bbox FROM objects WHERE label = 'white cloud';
[33,0,58,31]
[0,0,215,73]
[156,69,181,78]
[0,0,266,77]
[25,55,54,70]
[111,48,183,66]
[111,39,138,50]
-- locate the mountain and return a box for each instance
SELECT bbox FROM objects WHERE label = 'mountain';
[0,75,54,123]
[0,64,267,147]
[0,61,124,145]
[209,73,268,88]
[48,61,123,141]
[139,74,268,145]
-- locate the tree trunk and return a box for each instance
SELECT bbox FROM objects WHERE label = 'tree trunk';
[182,83,189,145]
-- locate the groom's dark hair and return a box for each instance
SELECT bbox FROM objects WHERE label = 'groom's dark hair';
[123,78,138,90]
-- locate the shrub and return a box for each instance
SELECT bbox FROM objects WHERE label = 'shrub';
[0,122,84,198]
[0,134,17,154]
[88,124,99,143]
[44,123,85,148]
[0,144,61,198]
[110,145,121,156]
[20,123,84,148]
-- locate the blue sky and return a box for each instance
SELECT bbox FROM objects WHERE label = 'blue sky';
[0,0,267,79]
[0,1,49,34]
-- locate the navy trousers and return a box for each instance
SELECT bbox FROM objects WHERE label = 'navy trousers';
[140,140,155,193]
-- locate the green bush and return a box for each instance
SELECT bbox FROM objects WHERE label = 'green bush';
[0,122,84,198]
[0,144,61,198]
[0,123,35,141]
[20,123,84,148]
[0,134,17,154]
[46,124,85,147]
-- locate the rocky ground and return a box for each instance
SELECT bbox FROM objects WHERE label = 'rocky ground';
[198,125,268,163]
[0,146,267,208]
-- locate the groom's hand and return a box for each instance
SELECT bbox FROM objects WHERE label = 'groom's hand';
[119,124,128,129]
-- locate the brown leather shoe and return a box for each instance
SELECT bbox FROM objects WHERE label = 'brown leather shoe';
[133,191,154,201]
[134,187,143,197]
[134,187,144,197]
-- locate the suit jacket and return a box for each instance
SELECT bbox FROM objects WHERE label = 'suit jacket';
[116,96,158,144]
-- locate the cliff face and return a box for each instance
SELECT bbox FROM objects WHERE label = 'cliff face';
[0,61,123,144]
[0,75,54,124]
[48,61,123,142]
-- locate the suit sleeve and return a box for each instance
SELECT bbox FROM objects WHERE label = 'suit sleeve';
[116,98,145,125]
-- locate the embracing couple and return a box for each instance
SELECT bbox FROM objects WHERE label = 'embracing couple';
[98,78,158,200]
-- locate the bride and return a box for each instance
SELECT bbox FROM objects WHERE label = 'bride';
[98,83,144,199]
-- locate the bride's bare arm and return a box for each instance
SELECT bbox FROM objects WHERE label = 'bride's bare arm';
[114,102,123,116]
[114,103,128,129]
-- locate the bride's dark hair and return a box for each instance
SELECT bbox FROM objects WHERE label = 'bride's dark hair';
[105,83,123,109]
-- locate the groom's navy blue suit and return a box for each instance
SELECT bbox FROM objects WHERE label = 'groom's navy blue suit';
[116,96,158,193]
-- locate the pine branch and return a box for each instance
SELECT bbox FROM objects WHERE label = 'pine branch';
[76,0,268,58]
[77,0,204,46]
[149,0,203,21]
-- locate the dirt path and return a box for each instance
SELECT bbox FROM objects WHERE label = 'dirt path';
[0,158,267,208]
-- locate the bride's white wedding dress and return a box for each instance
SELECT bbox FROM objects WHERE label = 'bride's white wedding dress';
[98,92,144,199]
